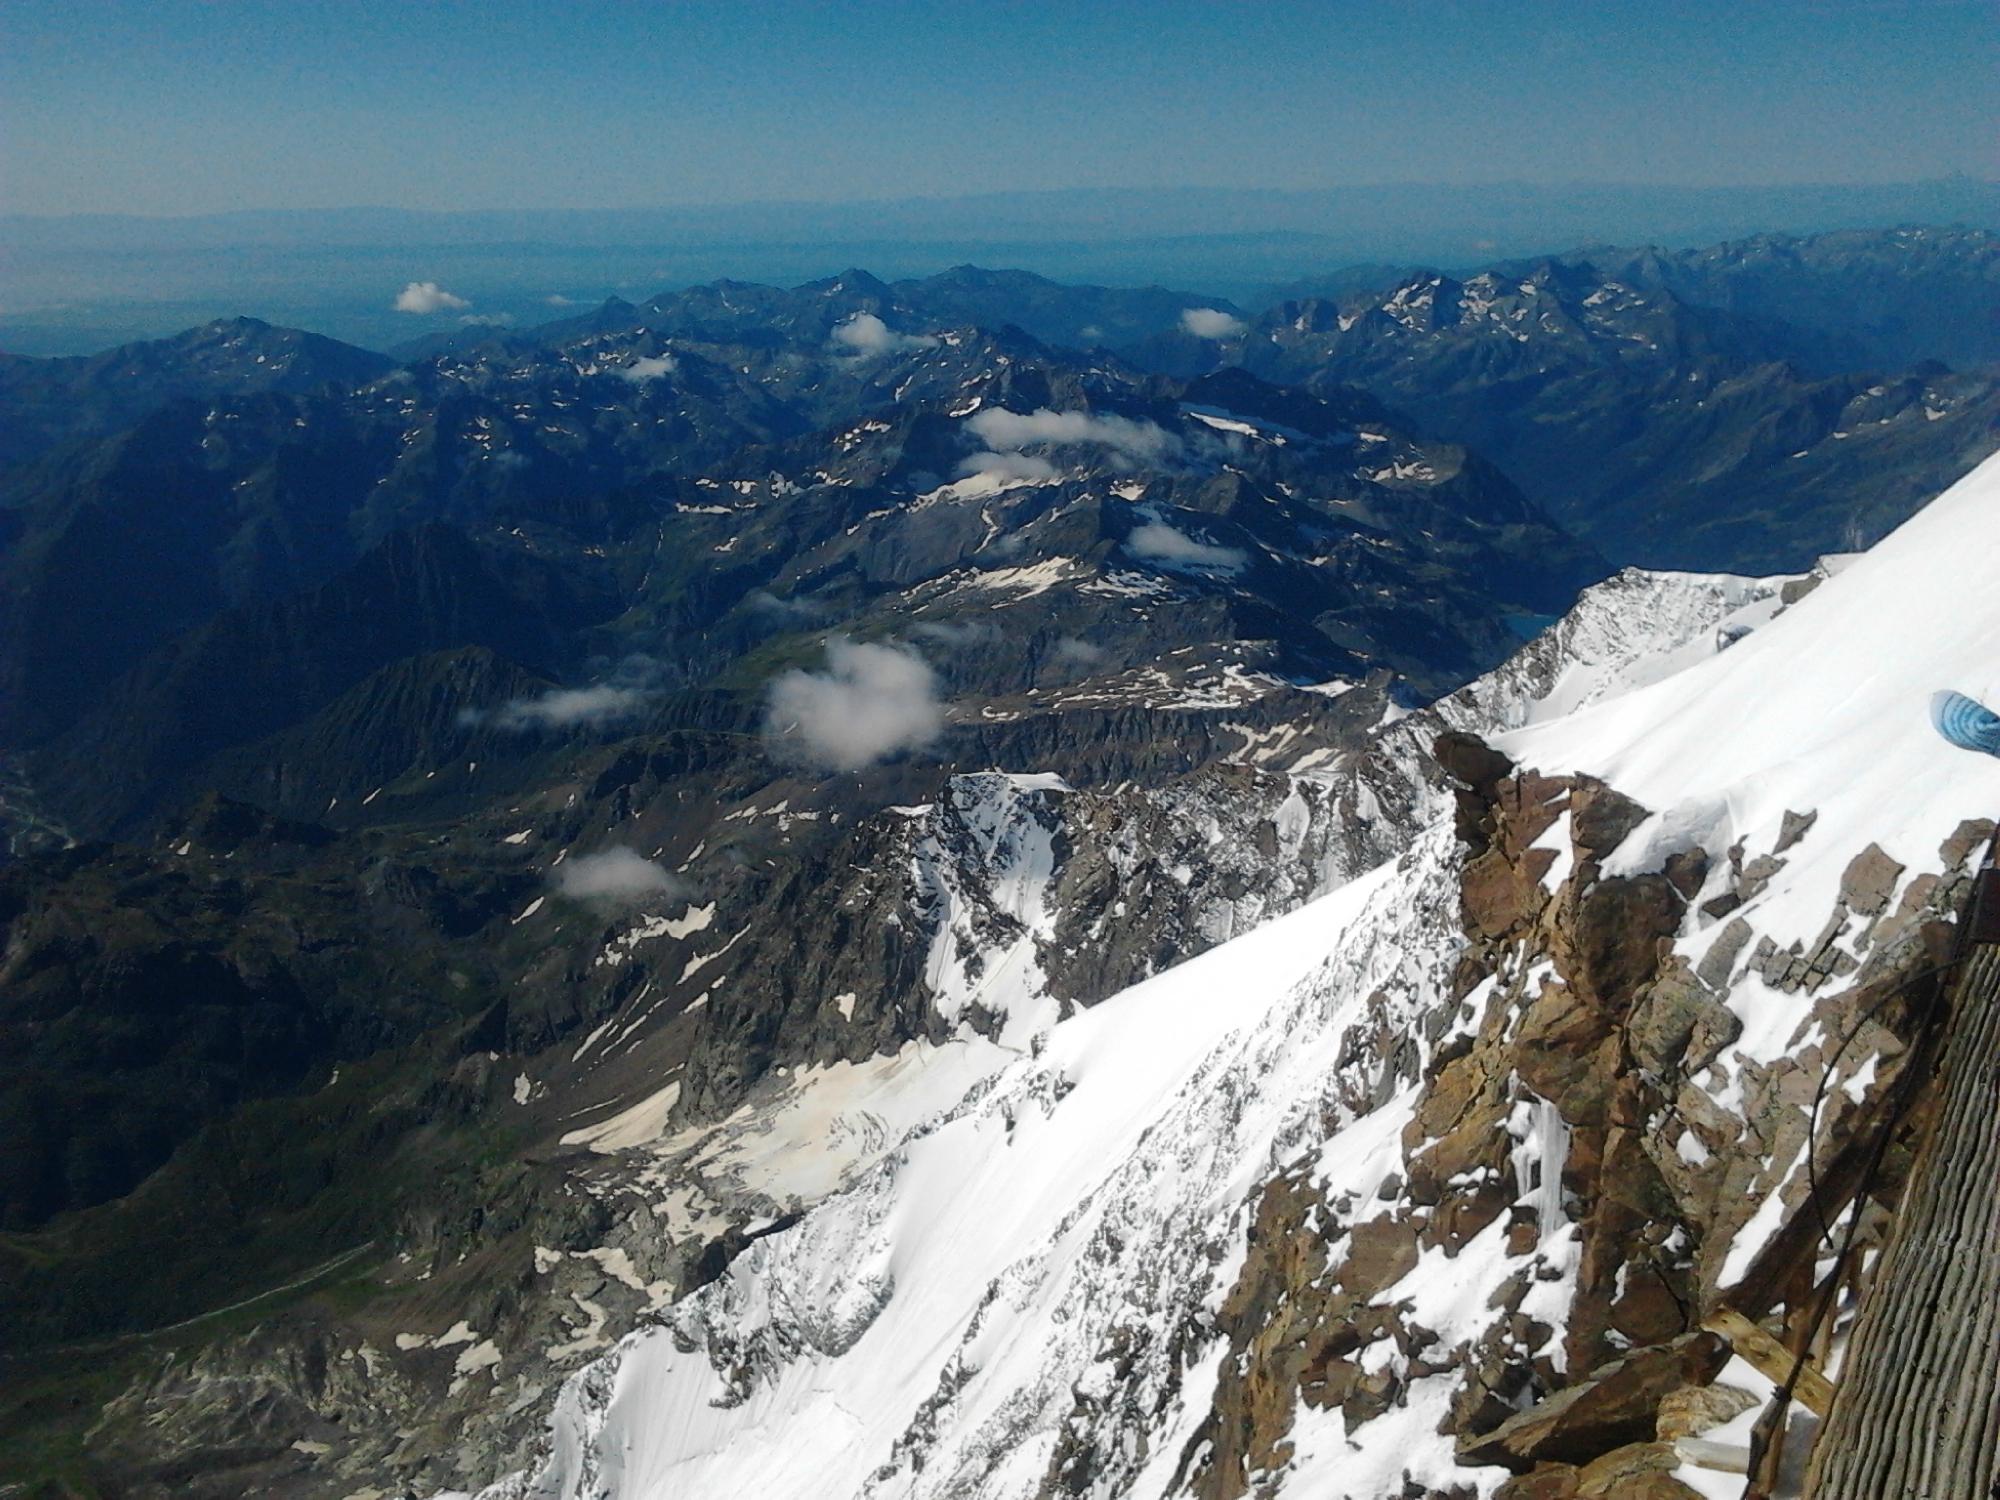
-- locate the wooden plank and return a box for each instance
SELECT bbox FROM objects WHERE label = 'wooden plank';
[1674,1437,1750,1475]
[1806,941,2000,1497]
[1698,1308,1835,1416]
[1965,866,2000,944]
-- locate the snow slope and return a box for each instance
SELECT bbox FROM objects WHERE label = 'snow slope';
[473,453,2000,1499]
[479,827,1466,1500]
[1508,456,2000,957]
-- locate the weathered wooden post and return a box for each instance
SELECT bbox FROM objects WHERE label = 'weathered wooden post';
[1805,866,2000,1499]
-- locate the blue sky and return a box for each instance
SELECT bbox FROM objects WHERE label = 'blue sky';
[3,0,1994,216]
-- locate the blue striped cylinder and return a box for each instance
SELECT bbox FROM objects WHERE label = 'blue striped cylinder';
[1931,690,2000,758]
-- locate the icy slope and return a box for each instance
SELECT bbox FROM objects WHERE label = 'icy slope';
[1434,564,1798,732]
[478,827,1468,1500]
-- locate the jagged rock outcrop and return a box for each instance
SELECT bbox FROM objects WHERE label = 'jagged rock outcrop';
[1158,720,1985,1500]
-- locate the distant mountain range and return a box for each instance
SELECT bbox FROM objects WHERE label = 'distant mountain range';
[1166,227,2000,568]
[7,227,1993,577]
[4,177,1995,354]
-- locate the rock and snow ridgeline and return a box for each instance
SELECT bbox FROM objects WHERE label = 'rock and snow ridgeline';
[462,453,2000,1499]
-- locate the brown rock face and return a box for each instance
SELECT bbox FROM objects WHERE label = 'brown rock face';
[1164,1164,1456,1500]
[1433,731,1517,796]
[1416,739,1746,1454]
[1565,874,1681,1011]
[1655,1380,1757,1440]
[1496,1469,1582,1500]
[1662,847,1709,900]
[1435,730,1521,858]
[1456,1334,1727,1471]
[1939,817,1994,870]
[1573,1442,1704,1498]
[1774,808,1818,854]
[1567,778,1649,865]
[1838,842,1905,916]
[1627,966,1741,1077]
[1339,1215,1422,1294]
[1496,1441,1709,1500]
[1510,986,1617,1121]
[1463,846,1555,939]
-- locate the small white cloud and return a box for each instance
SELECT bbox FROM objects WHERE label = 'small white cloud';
[1180,307,1246,339]
[546,293,579,307]
[966,407,1182,467]
[954,450,1059,484]
[765,638,944,771]
[555,848,687,905]
[490,683,650,730]
[1125,522,1248,572]
[831,311,939,356]
[616,354,676,384]
[393,280,472,314]
[459,312,513,328]
[909,619,995,648]
[1053,636,1108,670]
[743,588,824,621]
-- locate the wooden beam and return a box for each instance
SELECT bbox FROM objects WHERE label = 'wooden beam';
[1675,1437,1751,1474]
[1698,1308,1835,1416]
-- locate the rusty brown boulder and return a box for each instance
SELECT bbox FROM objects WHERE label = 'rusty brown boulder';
[1457,1332,1727,1471]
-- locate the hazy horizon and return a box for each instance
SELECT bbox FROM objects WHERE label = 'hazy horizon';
[8,171,1999,228]
[5,175,1997,357]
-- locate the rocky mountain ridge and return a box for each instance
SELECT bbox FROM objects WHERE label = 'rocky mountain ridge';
[1172,249,2000,571]
[1,324,1598,838]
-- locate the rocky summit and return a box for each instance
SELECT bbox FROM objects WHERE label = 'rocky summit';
[1,223,1997,1500]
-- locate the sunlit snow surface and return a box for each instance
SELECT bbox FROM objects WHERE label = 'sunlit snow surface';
[1506,454,2000,956]
[486,835,1467,1500]
[473,455,2000,1499]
